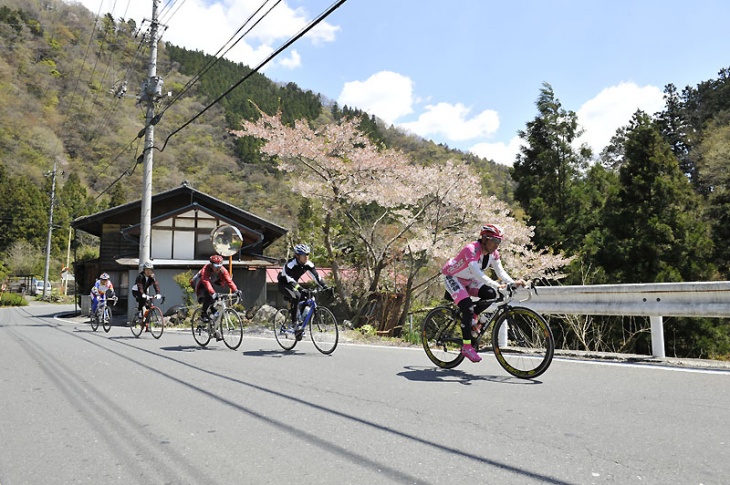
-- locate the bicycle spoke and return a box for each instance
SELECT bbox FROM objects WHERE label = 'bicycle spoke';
[220,309,243,350]
[191,308,211,347]
[310,306,338,354]
[422,307,464,369]
[130,310,143,337]
[492,307,554,379]
[102,307,112,333]
[149,307,164,339]
[272,308,297,351]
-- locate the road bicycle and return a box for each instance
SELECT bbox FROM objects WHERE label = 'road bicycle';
[421,282,555,379]
[130,294,165,339]
[191,293,244,350]
[271,288,339,354]
[91,296,117,333]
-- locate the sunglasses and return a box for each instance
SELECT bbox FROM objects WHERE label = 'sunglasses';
[212,263,222,268]
[484,237,502,245]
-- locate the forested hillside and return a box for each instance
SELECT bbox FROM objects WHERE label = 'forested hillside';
[0,0,510,263]
[1,0,729,358]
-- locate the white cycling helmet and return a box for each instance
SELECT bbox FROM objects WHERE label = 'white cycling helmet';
[142,260,154,269]
[294,243,310,255]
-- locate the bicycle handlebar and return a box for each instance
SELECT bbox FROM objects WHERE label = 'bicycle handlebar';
[212,292,241,306]
[301,286,334,297]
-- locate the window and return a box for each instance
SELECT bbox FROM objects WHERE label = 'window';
[150,209,232,261]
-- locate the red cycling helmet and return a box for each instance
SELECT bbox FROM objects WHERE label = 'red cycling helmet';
[209,254,224,265]
[480,224,504,240]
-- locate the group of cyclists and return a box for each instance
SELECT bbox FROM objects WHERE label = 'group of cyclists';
[90,223,524,363]
[89,242,331,332]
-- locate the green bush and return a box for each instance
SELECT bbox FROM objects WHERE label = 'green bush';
[172,270,195,308]
[1,292,28,306]
[359,324,377,337]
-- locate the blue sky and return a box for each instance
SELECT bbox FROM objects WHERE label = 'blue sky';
[70,0,730,165]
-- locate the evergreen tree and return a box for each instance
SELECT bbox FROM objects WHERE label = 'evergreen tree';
[696,121,730,276]
[0,169,47,253]
[599,111,714,283]
[511,82,592,251]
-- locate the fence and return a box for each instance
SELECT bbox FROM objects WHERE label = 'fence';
[516,281,730,357]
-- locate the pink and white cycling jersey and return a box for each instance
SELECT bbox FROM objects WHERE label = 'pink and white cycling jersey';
[441,241,513,290]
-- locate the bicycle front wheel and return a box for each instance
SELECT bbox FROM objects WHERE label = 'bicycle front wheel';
[310,306,338,355]
[220,308,243,350]
[90,311,100,332]
[492,306,554,379]
[148,306,164,339]
[130,314,143,338]
[272,308,297,351]
[191,308,211,347]
[421,306,464,369]
[102,307,112,333]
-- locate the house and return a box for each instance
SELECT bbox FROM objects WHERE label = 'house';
[71,182,288,320]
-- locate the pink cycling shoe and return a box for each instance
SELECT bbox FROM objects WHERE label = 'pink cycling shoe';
[461,344,482,363]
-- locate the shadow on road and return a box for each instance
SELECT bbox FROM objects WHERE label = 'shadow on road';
[159,345,212,352]
[243,349,306,358]
[397,365,542,385]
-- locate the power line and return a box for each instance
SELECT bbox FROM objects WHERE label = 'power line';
[159,0,281,114]
[159,0,349,152]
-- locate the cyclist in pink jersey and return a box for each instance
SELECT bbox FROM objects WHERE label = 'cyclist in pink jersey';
[442,224,526,362]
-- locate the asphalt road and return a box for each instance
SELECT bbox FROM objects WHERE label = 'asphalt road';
[1,303,728,485]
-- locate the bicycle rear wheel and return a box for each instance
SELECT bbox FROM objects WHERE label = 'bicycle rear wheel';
[220,308,243,350]
[272,308,297,351]
[310,306,338,355]
[90,310,100,331]
[102,307,112,333]
[421,306,464,369]
[148,306,164,339]
[130,314,144,338]
[492,306,554,379]
[191,308,211,347]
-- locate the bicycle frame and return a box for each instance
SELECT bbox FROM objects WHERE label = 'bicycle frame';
[208,293,239,327]
[92,296,117,332]
[139,295,165,321]
[297,293,318,330]
[95,295,116,314]
[471,284,537,344]
[131,294,165,339]
[273,287,339,354]
[190,293,244,350]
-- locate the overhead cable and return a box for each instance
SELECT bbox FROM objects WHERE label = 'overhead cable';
[159,0,348,152]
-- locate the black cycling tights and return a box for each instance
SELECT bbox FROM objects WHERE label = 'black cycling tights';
[445,285,497,341]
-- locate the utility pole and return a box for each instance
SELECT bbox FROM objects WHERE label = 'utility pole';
[138,0,163,270]
[42,159,58,299]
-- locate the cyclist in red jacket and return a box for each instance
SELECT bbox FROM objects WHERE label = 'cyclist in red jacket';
[192,255,241,321]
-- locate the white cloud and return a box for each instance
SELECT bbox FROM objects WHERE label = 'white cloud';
[399,103,500,142]
[576,82,665,155]
[278,49,302,69]
[337,71,414,124]
[469,136,524,167]
[65,0,338,69]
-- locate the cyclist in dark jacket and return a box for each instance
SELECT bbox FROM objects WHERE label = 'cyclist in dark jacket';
[132,260,162,320]
[277,244,328,325]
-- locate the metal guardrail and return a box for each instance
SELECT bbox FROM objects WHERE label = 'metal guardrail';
[517,281,730,358]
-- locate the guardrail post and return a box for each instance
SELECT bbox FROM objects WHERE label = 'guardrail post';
[650,316,665,358]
